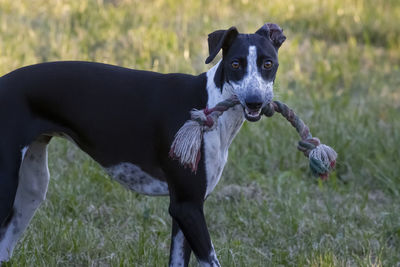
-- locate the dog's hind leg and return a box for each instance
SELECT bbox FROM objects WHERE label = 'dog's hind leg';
[0,135,51,262]
[0,141,24,263]
[0,165,20,263]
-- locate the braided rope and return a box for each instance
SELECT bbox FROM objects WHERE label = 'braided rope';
[263,101,337,179]
[169,97,337,178]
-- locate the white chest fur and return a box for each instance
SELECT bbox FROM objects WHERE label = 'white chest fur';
[203,62,245,197]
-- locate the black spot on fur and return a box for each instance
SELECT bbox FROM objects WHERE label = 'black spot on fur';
[153,187,161,193]
[12,227,20,235]
[117,173,127,182]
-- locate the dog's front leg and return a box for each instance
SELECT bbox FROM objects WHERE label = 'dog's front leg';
[169,200,220,267]
[169,219,192,266]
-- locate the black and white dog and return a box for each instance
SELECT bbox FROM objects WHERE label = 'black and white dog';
[0,23,285,266]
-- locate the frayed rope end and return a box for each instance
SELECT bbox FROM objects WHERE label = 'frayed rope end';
[169,108,216,172]
[169,119,204,172]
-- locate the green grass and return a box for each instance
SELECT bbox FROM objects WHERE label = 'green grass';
[1,0,400,266]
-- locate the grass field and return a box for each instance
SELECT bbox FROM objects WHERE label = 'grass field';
[1,0,400,266]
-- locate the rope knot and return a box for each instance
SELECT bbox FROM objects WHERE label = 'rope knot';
[297,138,337,179]
[308,144,337,180]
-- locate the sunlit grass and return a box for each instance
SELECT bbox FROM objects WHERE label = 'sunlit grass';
[1,0,399,266]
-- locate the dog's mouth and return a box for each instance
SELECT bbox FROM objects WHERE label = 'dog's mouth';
[243,106,262,122]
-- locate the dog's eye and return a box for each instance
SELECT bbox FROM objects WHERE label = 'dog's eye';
[231,61,240,69]
[263,60,273,69]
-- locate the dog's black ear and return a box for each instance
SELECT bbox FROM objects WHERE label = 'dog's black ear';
[256,23,286,50]
[205,26,239,64]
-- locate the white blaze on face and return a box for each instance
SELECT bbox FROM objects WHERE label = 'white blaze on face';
[232,46,274,108]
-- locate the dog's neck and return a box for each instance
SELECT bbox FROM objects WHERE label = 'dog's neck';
[202,61,245,196]
[205,61,245,150]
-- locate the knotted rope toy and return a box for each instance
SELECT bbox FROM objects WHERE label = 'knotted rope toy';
[169,96,337,179]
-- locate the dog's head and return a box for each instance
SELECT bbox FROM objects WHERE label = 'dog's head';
[205,23,286,122]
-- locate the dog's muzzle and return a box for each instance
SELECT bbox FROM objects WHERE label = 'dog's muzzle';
[234,81,274,122]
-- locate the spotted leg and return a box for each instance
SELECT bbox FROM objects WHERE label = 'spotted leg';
[0,163,20,263]
[169,220,192,267]
[168,200,220,267]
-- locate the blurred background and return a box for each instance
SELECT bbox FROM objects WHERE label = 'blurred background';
[1,0,399,266]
